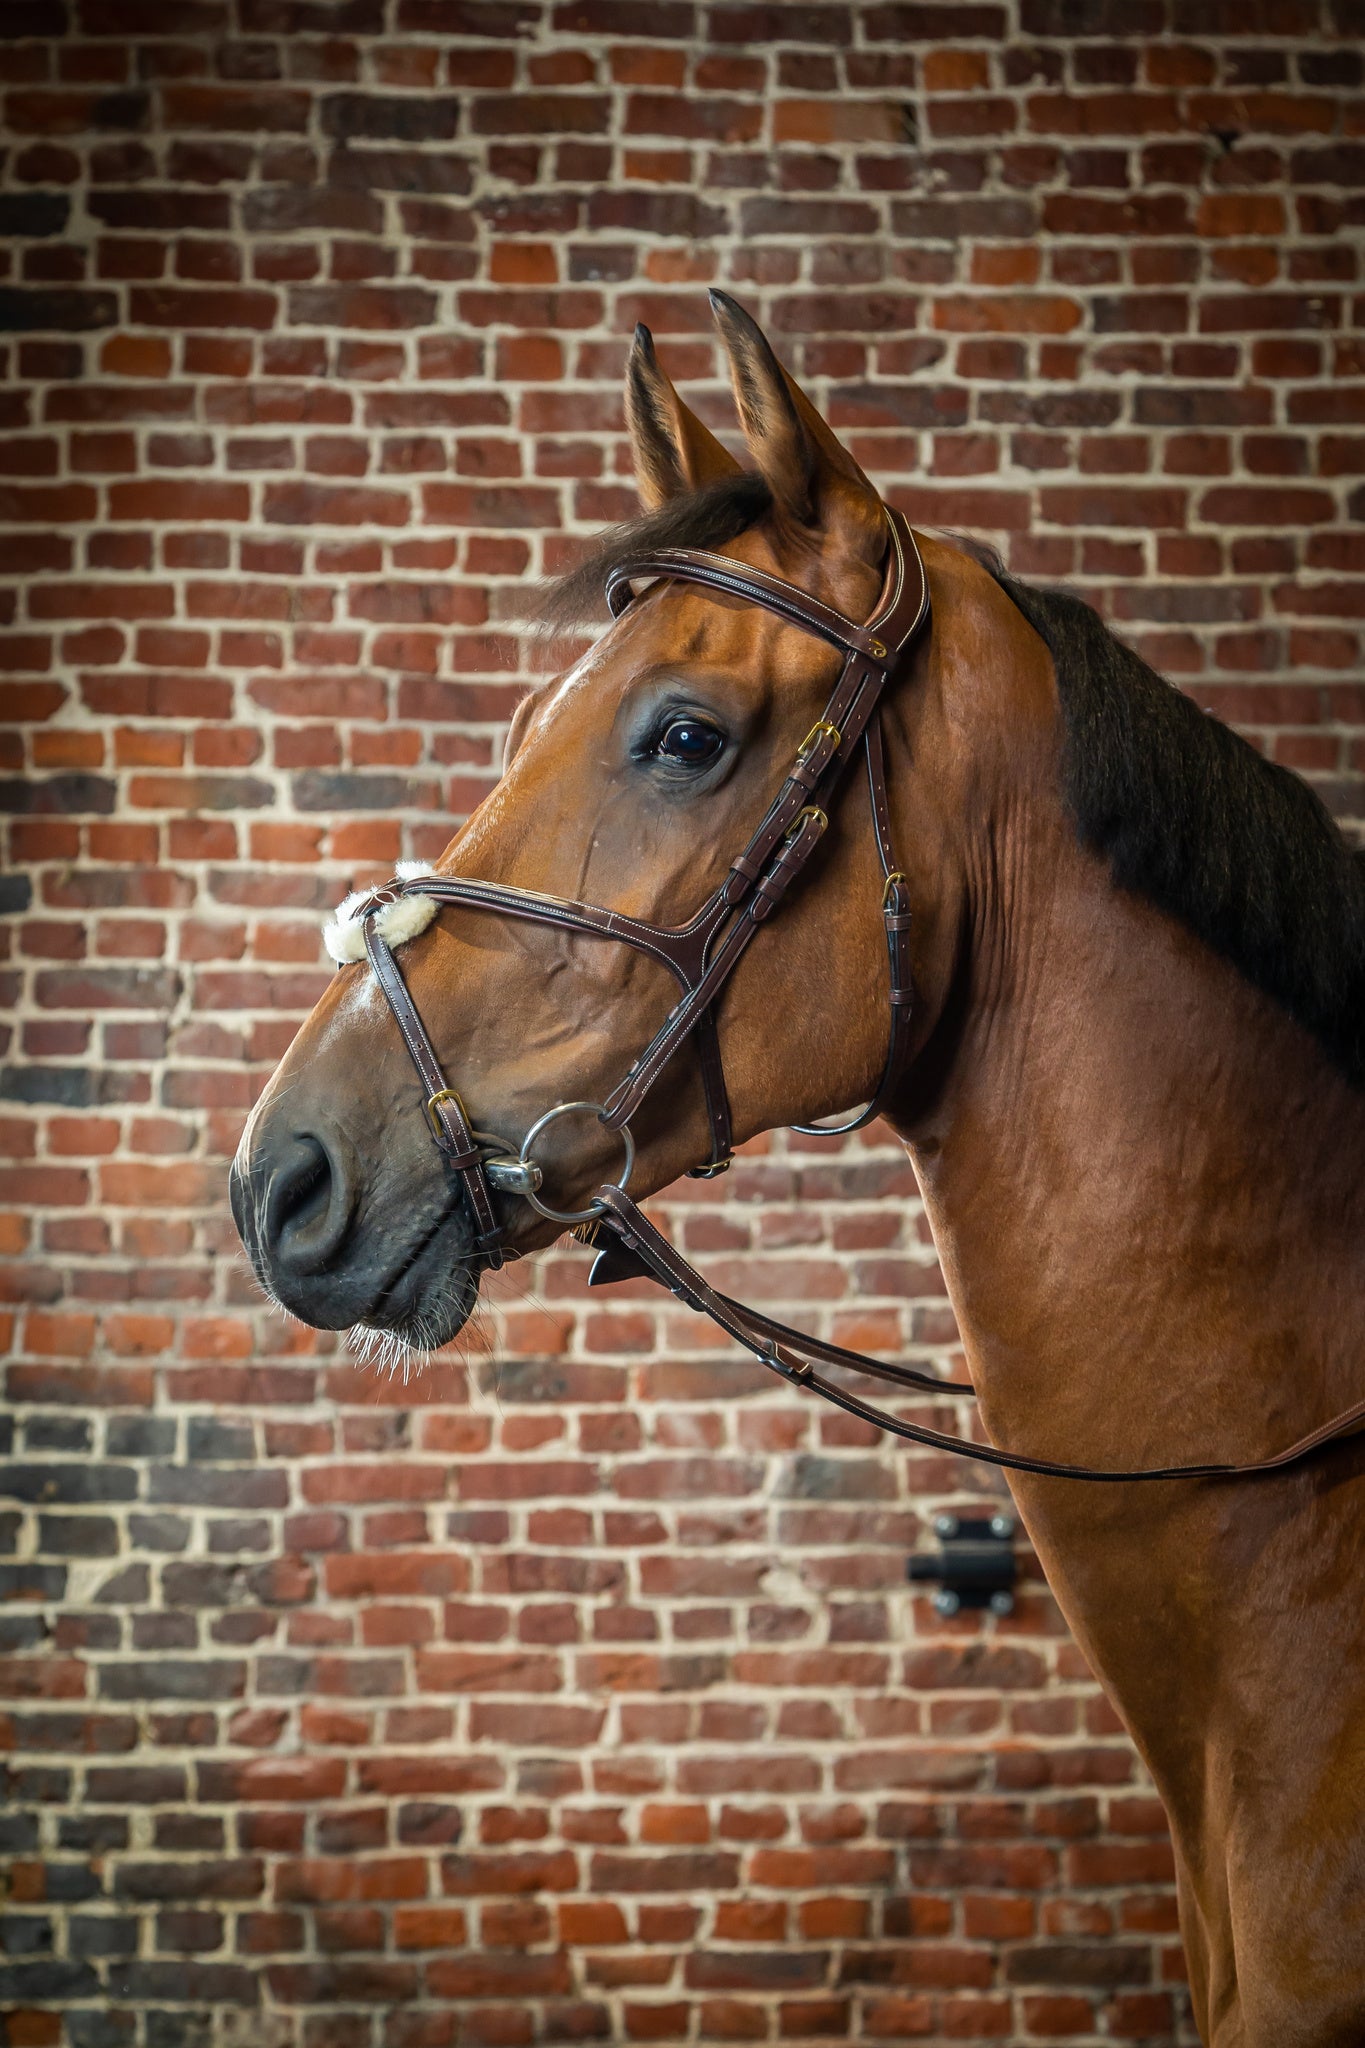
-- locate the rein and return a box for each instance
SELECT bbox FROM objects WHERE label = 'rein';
[348,508,1365,1485]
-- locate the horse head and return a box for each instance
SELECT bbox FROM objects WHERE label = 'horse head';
[230,293,1017,1352]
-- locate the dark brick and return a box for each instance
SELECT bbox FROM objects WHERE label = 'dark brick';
[0,1815,40,1854]
[0,1959,101,1999]
[243,186,384,234]
[707,3,849,37]
[147,1468,287,1510]
[0,1914,54,1955]
[88,190,230,231]
[37,1513,119,1555]
[398,0,536,26]
[87,1767,187,1803]
[326,147,475,195]
[161,1562,244,1607]
[0,2,70,33]
[864,2,1007,31]
[585,191,727,239]
[207,1518,272,1554]
[0,774,116,815]
[322,94,461,142]
[0,194,70,238]
[128,1513,192,1552]
[0,288,118,331]
[12,1712,135,1755]
[24,1416,92,1453]
[1003,1943,1152,1986]
[186,1418,255,1462]
[0,1616,49,1651]
[555,0,694,25]
[69,1915,139,1958]
[98,1661,247,1702]
[396,1802,464,1845]
[146,2007,214,2047]
[33,968,181,1013]
[68,2011,138,2048]
[1022,0,1161,25]
[60,1815,130,1853]
[107,1417,176,1458]
[890,196,1036,240]
[94,1564,149,1604]
[291,771,422,812]
[108,1961,259,2003]
[3,1464,137,1504]
[1134,386,1274,428]
[115,1860,263,1902]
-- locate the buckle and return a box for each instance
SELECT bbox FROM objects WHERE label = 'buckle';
[881,869,907,909]
[688,1155,733,1179]
[423,1086,466,1142]
[785,804,828,844]
[797,720,841,760]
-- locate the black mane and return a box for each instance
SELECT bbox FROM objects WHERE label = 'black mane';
[541,482,1365,1086]
[997,570,1365,1087]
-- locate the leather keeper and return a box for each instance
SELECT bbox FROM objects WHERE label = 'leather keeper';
[751,810,827,923]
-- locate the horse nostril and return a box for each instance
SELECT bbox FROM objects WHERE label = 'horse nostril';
[265,1131,355,1277]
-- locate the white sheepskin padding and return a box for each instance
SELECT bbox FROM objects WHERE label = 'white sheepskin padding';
[323,860,441,965]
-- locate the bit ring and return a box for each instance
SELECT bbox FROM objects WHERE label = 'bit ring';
[517,1101,635,1226]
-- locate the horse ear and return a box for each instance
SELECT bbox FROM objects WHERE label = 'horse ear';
[709,289,884,556]
[626,322,741,509]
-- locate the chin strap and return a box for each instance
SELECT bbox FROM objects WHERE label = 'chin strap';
[582,1186,1365,1484]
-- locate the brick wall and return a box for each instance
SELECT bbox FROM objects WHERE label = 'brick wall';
[2,3,1362,2044]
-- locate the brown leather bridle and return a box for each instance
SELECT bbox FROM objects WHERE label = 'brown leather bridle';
[349,506,1365,1485]
[358,507,927,1261]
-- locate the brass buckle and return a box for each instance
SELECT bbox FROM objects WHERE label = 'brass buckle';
[797,720,841,759]
[786,804,828,843]
[881,869,907,908]
[423,1086,465,1141]
[689,1155,733,1179]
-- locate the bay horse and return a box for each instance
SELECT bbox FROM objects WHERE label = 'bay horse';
[232,292,1365,2045]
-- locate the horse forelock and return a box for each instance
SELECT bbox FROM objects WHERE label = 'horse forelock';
[532,472,774,636]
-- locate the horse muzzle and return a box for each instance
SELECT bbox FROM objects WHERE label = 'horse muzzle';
[230,1107,481,1343]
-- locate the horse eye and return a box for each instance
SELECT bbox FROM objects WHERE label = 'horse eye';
[655,718,724,767]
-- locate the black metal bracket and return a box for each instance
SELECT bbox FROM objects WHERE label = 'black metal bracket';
[907,1512,1016,1617]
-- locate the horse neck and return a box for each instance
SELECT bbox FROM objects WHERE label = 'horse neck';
[904,791,1365,1474]
[895,726,1365,1802]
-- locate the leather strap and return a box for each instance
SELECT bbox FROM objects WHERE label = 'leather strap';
[351,511,931,1268]
[608,547,903,663]
[360,510,930,1189]
[363,921,504,1266]
[588,1187,1365,1484]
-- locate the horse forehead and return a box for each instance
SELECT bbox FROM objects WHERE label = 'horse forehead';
[540,585,783,723]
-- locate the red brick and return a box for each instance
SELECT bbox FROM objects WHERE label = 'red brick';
[2,24,1362,2030]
